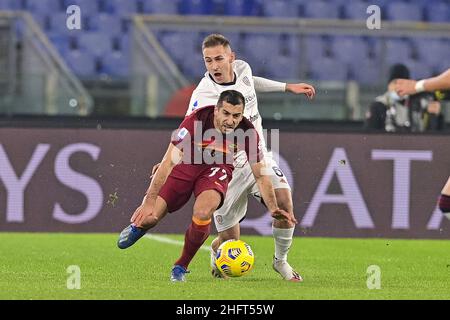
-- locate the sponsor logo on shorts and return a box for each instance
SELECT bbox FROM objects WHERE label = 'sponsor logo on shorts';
[216,215,223,225]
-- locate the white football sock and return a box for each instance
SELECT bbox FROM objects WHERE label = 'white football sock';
[445,213,450,220]
[210,246,217,268]
[273,226,295,261]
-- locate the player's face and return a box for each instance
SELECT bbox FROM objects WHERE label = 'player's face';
[214,102,244,134]
[203,45,235,84]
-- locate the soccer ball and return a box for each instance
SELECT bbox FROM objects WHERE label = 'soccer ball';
[215,239,254,277]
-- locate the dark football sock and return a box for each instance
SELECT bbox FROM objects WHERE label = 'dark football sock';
[175,219,211,269]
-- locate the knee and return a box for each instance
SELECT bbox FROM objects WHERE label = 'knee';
[217,224,240,245]
[273,218,295,229]
[439,194,450,213]
[218,233,234,244]
[276,192,293,212]
[193,209,213,223]
[276,194,294,216]
[274,197,296,228]
[215,234,236,251]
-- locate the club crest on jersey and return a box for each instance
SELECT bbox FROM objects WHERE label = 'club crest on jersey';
[177,127,189,140]
[242,76,251,87]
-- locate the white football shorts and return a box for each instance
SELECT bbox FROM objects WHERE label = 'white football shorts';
[213,154,291,232]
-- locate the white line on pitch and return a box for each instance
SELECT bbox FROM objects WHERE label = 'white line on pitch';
[144,234,210,252]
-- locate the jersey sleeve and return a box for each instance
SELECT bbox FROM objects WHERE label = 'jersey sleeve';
[253,76,286,93]
[171,114,195,149]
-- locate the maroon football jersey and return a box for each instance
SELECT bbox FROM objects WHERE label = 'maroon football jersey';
[171,105,263,169]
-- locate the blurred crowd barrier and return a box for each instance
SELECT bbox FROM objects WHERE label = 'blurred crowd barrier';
[0,10,449,122]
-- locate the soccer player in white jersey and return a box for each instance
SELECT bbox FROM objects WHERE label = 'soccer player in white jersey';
[154,34,315,281]
[195,33,318,282]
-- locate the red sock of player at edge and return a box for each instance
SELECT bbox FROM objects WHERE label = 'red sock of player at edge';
[175,217,211,270]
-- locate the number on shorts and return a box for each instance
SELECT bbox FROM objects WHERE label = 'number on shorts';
[209,167,228,181]
[272,166,284,177]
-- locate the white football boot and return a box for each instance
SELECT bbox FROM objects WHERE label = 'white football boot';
[272,256,303,282]
[210,247,227,279]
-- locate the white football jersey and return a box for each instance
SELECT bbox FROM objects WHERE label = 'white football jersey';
[186,60,267,165]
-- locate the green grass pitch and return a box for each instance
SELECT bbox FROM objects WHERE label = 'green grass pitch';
[0,233,449,300]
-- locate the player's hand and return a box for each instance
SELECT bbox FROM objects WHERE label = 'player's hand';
[131,201,156,229]
[150,163,161,179]
[286,83,316,100]
[271,208,298,224]
[394,79,417,97]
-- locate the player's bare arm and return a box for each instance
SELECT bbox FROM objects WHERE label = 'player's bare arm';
[285,83,316,99]
[150,162,160,178]
[146,143,183,201]
[250,161,298,225]
[132,143,182,227]
[395,68,450,96]
[253,76,316,100]
[441,177,450,196]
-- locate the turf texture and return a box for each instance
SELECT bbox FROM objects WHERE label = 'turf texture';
[0,233,449,300]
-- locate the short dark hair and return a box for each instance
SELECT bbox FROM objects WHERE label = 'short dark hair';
[217,90,245,109]
[389,63,410,83]
[202,34,231,50]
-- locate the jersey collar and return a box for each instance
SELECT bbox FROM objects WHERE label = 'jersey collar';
[208,72,237,86]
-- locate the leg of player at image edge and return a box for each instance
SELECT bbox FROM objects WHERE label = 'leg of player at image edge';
[439,194,450,220]
[171,217,211,282]
[272,226,302,282]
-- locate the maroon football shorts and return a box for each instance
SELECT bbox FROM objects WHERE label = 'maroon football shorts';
[158,163,233,213]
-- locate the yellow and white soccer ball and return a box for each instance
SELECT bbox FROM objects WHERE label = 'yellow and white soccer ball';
[215,239,254,277]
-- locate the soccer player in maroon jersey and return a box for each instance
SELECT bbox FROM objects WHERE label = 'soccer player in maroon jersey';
[117,90,296,282]
[152,34,313,282]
